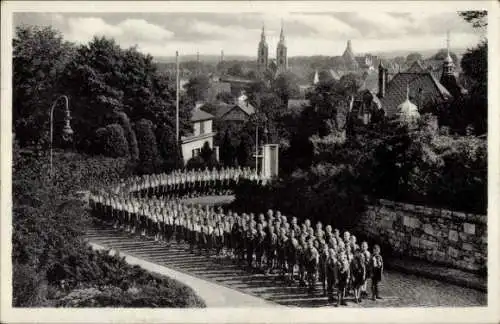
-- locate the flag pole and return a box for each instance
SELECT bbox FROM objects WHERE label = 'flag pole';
[176,50,180,143]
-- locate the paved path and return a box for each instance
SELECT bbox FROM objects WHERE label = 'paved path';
[89,241,279,308]
[86,224,486,308]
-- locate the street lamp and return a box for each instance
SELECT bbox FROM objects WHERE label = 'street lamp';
[49,95,73,177]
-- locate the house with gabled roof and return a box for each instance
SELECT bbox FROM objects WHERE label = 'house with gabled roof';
[180,102,218,164]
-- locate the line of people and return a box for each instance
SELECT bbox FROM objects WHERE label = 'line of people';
[111,167,267,198]
[89,193,384,306]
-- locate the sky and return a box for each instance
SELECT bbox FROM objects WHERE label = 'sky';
[13,11,485,59]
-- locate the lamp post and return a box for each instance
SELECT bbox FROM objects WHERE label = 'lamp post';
[49,95,73,177]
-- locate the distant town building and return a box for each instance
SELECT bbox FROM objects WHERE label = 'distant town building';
[180,103,218,164]
[212,93,256,123]
[257,25,269,74]
[256,21,289,76]
[276,20,288,75]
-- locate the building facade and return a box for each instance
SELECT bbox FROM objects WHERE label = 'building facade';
[180,103,218,164]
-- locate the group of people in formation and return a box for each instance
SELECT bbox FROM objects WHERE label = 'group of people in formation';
[89,191,385,306]
[112,166,266,198]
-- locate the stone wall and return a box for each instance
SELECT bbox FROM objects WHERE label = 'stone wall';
[357,199,487,272]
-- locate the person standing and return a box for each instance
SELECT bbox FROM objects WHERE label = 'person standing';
[371,244,384,301]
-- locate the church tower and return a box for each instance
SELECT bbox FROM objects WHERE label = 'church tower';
[440,30,462,98]
[257,24,269,73]
[276,20,288,74]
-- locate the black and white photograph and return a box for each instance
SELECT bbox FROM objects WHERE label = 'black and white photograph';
[1,1,499,323]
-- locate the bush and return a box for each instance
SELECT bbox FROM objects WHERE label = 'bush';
[135,118,163,174]
[103,123,129,158]
[114,111,139,161]
[156,124,183,171]
[12,151,204,307]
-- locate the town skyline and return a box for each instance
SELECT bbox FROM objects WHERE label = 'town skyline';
[14,12,484,59]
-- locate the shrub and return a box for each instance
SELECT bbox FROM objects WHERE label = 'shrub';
[156,124,183,171]
[12,151,204,307]
[134,118,162,174]
[103,123,129,158]
[114,111,139,161]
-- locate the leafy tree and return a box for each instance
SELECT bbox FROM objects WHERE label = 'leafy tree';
[114,111,139,161]
[156,123,183,171]
[430,49,459,64]
[236,134,252,167]
[184,74,211,102]
[216,91,234,104]
[406,52,423,65]
[13,25,75,147]
[103,124,129,158]
[220,129,236,166]
[227,63,244,77]
[61,37,125,151]
[459,10,487,29]
[135,119,162,174]
[272,71,300,105]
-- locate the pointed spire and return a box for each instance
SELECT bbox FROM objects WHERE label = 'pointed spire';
[444,30,453,64]
[313,70,319,85]
[280,19,285,41]
[261,23,266,41]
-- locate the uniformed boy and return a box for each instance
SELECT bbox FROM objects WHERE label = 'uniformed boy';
[371,244,384,301]
[326,248,339,303]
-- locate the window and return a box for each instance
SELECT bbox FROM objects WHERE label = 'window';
[200,121,205,134]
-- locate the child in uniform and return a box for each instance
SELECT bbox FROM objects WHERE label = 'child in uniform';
[371,244,384,301]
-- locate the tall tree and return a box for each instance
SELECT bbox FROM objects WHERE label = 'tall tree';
[184,74,211,102]
[13,25,75,147]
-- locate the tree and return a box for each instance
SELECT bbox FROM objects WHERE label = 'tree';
[272,71,300,105]
[220,129,236,166]
[114,111,139,160]
[227,63,244,77]
[406,52,423,65]
[236,134,252,167]
[184,74,211,102]
[13,25,75,147]
[102,124,129,158]
[215,91,234,104]
[135,119,162,174]
[459,10,487,29]
[156,124,183,171]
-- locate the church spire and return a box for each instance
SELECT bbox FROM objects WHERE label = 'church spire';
[261,23,266,41]
[443,30,454,76]
[279,19,286,45]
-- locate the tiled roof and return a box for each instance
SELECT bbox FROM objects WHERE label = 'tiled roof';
[191,108,215,122]
[214,101,255,119]
[406,60,426,73]
[380,72,452,117]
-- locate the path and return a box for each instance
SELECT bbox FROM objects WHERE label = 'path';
[86,224,486,308]
[90,241,280,308]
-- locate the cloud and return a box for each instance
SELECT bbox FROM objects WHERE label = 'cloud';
[65,17,174,45]
[13,12,482,57]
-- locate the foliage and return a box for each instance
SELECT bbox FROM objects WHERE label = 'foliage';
[220,129,237,166]
[156,123,184,171]
[13,25,75,147]
[114,111,139,161]
[271,71,301,105]
[184,74,211,102]
[186,142,219,170]
[14,27,189,157]
[12,151,205,307]
[135,119,163,174]
[459,10,488,29]
[405,52,423,65]
[236,134,253,167]
[103,124,129,158]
